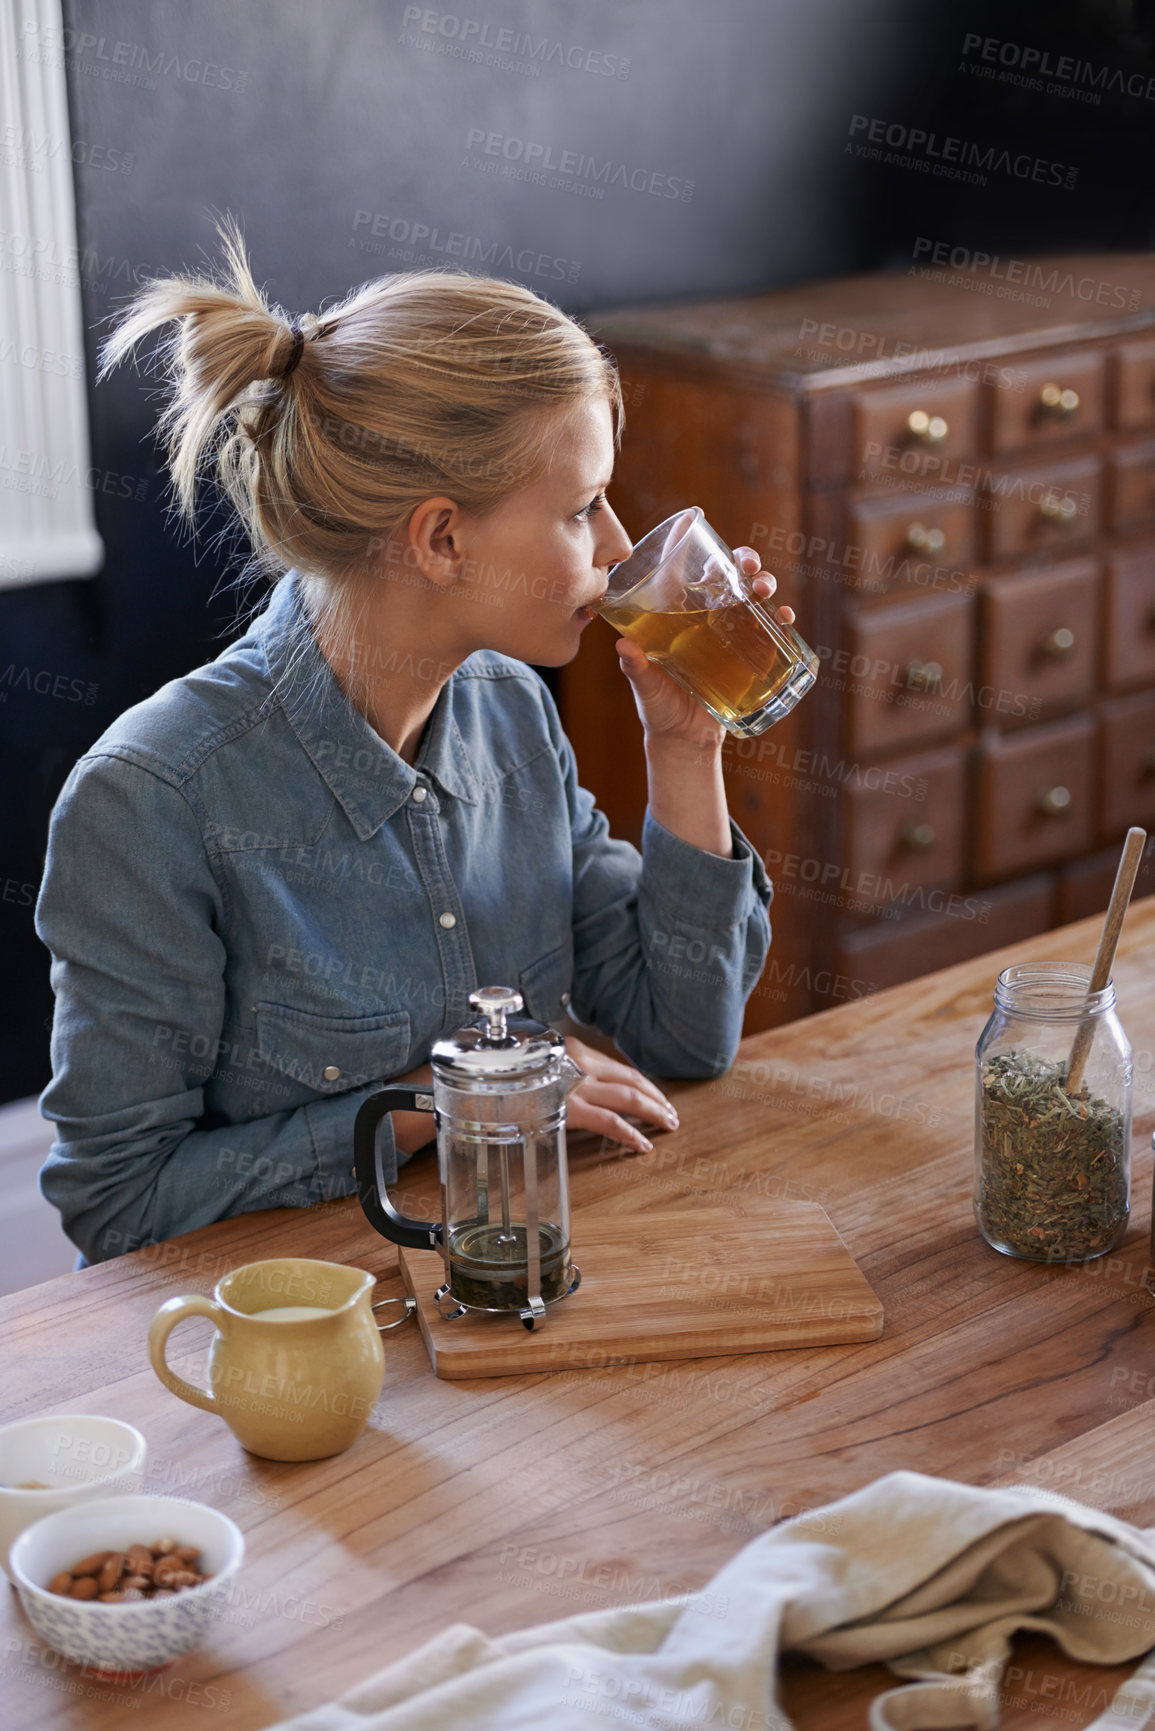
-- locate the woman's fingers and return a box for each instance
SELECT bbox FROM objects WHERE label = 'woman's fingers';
[568,1048,676,1117]
[737,549,796,623]
[566,1096,656,1155]
[566,1038,675,1109]
[574,1077,679,1130]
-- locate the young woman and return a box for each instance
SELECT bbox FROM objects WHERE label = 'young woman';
[35,224,786,1264]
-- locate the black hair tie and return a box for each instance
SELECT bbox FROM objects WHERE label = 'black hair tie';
[280,320,306,379]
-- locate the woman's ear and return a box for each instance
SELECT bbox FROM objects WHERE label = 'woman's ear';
[405,497,467,587]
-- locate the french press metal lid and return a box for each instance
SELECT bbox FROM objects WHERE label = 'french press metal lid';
[354,987,583,1330]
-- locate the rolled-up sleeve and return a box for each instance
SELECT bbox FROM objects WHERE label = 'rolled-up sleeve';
[545,703,773,1078]
[35,752,385,1262]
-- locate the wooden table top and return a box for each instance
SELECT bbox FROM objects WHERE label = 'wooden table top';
[4,899,1155,1730]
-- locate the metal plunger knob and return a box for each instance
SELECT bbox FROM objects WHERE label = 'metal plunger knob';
[469,986,524,1043]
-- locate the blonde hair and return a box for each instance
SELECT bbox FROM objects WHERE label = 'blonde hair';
[97,217,623,612]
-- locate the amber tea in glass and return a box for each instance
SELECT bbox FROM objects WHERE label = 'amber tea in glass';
[595,507,817,737]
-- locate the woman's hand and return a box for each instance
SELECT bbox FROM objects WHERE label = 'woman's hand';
[388,1044,681,1159]
[614,548,795,749]
[565,1034,679,1154]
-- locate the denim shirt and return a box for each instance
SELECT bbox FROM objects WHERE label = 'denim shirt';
[35,572,773,1263]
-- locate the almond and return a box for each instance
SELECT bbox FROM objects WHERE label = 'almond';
[97,1552,125,1594]
[70,1576,98,1600]
[69,1551,111,1577]
[48,1571,72,1597]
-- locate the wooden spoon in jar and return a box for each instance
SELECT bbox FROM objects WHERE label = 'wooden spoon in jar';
[1065,826,1146,1095]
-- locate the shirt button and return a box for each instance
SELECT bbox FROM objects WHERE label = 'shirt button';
[439,912,457,929]
[561,991,571,1007]
[411,786,428,802]
[322,1065,341,1081]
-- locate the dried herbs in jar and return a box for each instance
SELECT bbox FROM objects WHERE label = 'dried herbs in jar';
[974,965,1132,1263]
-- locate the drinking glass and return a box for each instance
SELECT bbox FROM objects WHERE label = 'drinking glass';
[595,507,818,737]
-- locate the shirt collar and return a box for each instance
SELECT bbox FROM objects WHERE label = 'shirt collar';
[255,572,480,840]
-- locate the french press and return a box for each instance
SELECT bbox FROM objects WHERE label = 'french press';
[353,987,584,1330]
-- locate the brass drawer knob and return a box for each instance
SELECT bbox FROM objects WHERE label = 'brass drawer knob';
[1038,492,1079,525]
[1038,785,1072,816]
[903,658,943,694]
[1041,626,1077,657]
[1039,383,1081,416]
[907,410,949,442]
[906,523,946,554]
[902,822,937,850]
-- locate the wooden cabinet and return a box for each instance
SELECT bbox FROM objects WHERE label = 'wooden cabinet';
[568,255,1155,1030]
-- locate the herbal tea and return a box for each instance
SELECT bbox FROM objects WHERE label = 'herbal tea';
[598,599,798,730]
[976,1050,1128,1261]
[447,1220,571,1311]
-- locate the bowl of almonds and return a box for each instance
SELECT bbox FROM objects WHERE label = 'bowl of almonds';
[9,1493,244,1674]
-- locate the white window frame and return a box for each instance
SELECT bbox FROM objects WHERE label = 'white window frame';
[0,0,103,588]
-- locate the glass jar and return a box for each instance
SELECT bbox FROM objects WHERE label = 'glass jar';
[975,962,1132,1262]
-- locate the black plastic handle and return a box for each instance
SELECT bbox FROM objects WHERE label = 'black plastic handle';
[353,1086,441,1251]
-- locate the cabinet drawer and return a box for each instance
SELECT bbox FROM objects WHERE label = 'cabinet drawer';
[1104,541,1155,690]
[974,715,1095,881]
[853,375,979,472]
[842,744,967,892]
[1113,337,1155,430]
[988,348,1106,454]
[842,590,975,756]
[979,557,1099,726]
[1108,435,1155,533]
[981,453,1102,561]
[834,873,1056,994]
[844,486,976,595]
[1058,843,1155,923]
[1100,689,1155,837]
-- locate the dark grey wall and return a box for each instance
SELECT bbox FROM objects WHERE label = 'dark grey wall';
[3,0,1151,1101]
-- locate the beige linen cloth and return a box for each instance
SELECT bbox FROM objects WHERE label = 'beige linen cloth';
[261,1471,1155,1731]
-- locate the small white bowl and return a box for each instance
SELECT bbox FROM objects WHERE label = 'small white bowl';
[10,1493,245,1675]
[0,1414,147,1581]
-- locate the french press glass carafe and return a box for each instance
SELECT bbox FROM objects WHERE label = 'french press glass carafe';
[353,987,584,1329]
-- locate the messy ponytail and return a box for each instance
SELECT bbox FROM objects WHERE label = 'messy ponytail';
[97,217,623,602]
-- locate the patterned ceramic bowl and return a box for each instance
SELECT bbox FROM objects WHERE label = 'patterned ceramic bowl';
[10,1493,244,1675]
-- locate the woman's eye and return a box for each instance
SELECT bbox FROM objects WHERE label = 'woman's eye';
[577,493,606,521]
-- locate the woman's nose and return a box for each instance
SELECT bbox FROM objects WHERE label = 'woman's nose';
[601,511,633,568]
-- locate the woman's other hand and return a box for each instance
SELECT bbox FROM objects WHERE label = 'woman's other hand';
[389,1039,682,1159]
[564,1034,679,1153]
[614,548,795,749]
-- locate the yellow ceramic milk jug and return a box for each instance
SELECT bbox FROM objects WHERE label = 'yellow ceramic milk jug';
[147,1258,405,1461]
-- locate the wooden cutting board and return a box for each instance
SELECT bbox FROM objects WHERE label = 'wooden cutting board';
[397,1202,882,1379]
